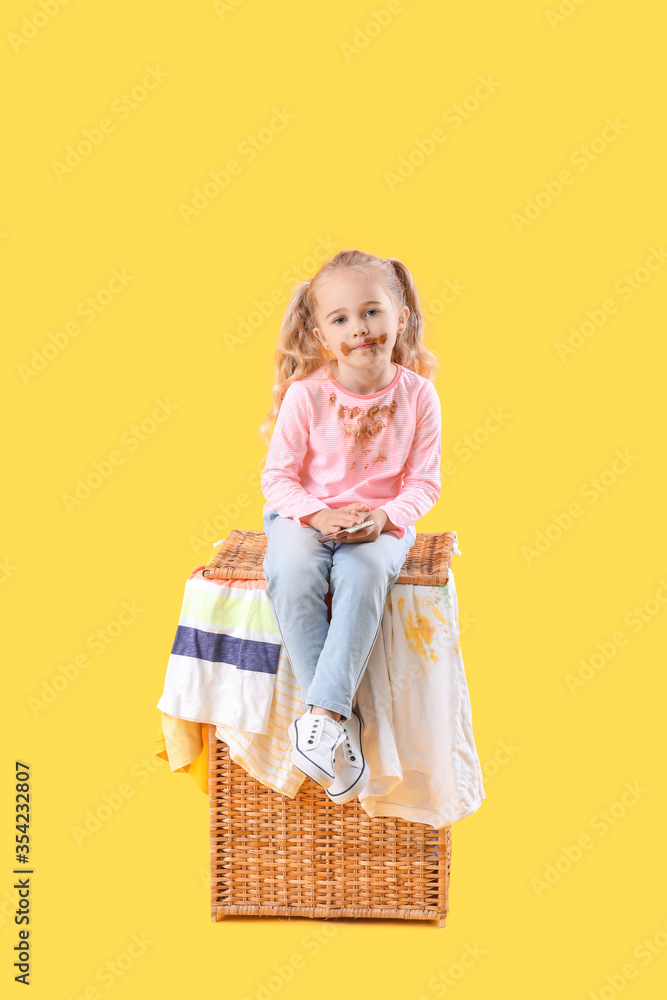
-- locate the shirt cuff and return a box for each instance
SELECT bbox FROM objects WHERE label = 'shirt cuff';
[378,507,408,540]
[379,504,405,529]
[296,502,330,527]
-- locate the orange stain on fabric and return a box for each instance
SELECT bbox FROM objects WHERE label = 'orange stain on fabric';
[421,596,459,654]
[403,610,438,666]
[423,600,449,627]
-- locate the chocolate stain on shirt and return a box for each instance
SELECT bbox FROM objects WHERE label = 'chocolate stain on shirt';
[336,400,398,466]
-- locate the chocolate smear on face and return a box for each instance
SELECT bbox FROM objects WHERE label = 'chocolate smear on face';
[340,333,387,356]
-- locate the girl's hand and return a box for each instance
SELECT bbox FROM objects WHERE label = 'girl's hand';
[305,503,370,536]
[338,508,388,543]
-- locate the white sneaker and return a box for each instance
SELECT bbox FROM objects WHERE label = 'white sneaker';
[288,710,346,788]
[325,710,370,804]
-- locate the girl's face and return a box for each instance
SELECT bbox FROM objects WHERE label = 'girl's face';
[312,270,408,374]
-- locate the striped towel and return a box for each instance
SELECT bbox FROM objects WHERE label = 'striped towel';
[155,547,486,827]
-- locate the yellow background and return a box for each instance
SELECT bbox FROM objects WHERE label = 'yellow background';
[3,0,666,997]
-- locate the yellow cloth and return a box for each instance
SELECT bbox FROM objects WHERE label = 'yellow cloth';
[154,711,210,795]
[153,544,220,795]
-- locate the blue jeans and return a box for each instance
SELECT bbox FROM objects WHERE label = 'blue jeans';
[262,507,416,721]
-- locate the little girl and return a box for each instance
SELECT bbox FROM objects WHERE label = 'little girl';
[258,248,441,803]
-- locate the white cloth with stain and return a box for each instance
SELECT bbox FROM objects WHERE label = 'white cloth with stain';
[157,533,486,828]
[354,564,486,825]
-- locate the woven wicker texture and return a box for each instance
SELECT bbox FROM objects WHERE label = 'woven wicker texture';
[203,529,454,587]
[209,726,451,923]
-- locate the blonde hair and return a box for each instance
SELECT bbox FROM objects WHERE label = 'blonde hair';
[257,248,439,444]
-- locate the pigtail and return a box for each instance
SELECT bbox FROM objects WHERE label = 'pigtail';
[386,258,439,380]
[257,281,330,444]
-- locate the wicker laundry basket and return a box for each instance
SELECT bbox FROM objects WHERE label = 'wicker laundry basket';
[209,726,452,926]
[207,530,457,926]
[202,528,455,587]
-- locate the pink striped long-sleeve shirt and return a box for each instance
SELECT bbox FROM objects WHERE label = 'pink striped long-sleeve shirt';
[261,363,441,540]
